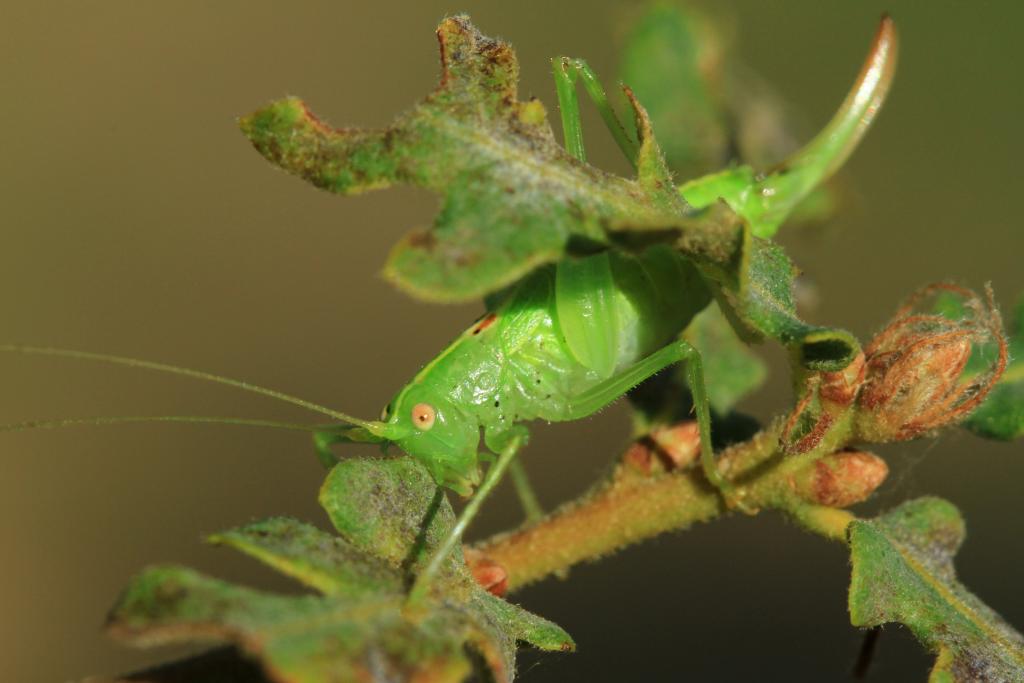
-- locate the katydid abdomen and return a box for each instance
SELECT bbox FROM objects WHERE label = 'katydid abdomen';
[380,245,710,494]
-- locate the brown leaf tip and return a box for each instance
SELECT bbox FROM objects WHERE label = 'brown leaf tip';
[436,15,517,100]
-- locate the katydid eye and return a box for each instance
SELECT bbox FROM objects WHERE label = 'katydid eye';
[412,403,436,431]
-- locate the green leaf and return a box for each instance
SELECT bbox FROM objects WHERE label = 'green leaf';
[318,456,458,571]
[241,13,861,374]
[240,15,689,303]
[107,457,573,682]
[108,566,492,683]
[674,203,860,372]
[684,301,767,414]
[849,498,1024,681]
[966,293,1024,440]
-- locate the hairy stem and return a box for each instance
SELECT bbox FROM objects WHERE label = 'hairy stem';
[480,460,724,591]
[475,416,862,591]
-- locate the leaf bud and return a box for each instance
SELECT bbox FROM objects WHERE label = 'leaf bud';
[856,284,1007,442]
[621,422,702,476]
[790,449,888,507]
[649,421,702,469]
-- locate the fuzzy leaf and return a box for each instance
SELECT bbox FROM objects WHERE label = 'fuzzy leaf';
[107,457,573,683]
[208,517,399,598]
[318,456,459,573]
[684,301,767,414]
[965,293,1024,440]
[673,203,860,372]
[849,498,1024,681]
[107,566,493,683]
[240,15,690,303]
[242,13,862,374]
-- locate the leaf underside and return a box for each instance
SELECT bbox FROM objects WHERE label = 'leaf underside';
[848,498,1024,682]
[662,202,860,371]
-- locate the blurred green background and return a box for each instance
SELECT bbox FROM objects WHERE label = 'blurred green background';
[1,2,1021,681]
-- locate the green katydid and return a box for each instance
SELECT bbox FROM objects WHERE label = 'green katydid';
[0,16,896,603]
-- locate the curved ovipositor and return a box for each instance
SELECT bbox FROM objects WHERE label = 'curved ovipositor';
[680,15,899,237]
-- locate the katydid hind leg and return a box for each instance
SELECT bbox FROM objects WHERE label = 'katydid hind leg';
[565,340,731,495]
[564,340,691,419]
[552,56,587,162]
[678,343,732,495]
[566,58,638,164]
[552,57,638,166]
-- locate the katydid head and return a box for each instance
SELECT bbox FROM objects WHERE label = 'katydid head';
[380,384,481,496]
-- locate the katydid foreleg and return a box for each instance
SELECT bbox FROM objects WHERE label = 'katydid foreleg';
[508,459,545,523]
[407,431,526,606]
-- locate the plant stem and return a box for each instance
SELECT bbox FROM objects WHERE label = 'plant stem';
[475,416,863,591]
[480,460,725,591]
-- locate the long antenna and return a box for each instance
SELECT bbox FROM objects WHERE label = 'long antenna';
[0,415,330,434]
[0,345,385,433]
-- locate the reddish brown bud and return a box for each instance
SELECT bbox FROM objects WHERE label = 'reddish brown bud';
[791,450,889,507]
[856,283,1007,442]
[463,548,508,597]
[621,442,655,476]
[621,422,702,477]
[649,421,702,469]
